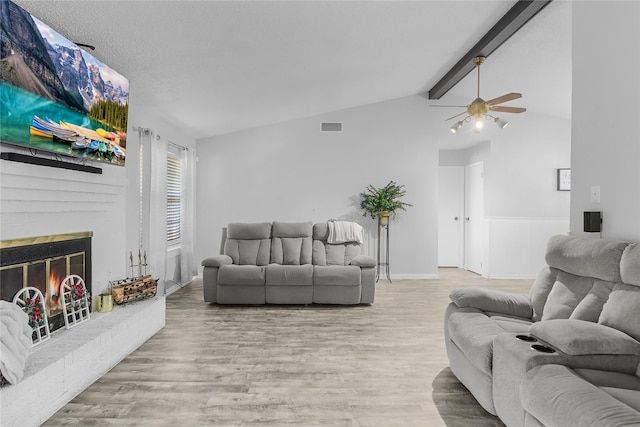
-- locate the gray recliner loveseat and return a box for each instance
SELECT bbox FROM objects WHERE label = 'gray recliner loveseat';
[444,235,640,426]
[202,221,376,305]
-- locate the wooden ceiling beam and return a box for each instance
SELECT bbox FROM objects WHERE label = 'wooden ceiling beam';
[428,0,552,100]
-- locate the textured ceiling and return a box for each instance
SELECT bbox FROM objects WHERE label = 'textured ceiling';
[13,0,571,147]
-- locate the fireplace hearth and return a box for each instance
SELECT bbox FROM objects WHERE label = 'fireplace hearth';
[1,232,92,334]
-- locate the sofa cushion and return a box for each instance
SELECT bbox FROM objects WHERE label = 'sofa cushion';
[449,288,533,319]
[447,309,507,376]
[225,239,271,266]
[545,235,627,282]
[489,315,532,333]
[574,369,640,409]
[603,387,640,412]
[621,243,640,286]
[529,319,640,355]
[266,264,313,286]
[272,221,312,238]
[529,266,556,322]
[569,279,615,322]
[271,237,312,265]
[312,240,361,266]
[522,365,640,427]
[599,284,640,342]
[575,369,640,413]
[312,222,362,266]
[313,265,361,286]
[312,222,330,240]
[218,265,265,286]
[541,271,594,320]
[227,222,272,240]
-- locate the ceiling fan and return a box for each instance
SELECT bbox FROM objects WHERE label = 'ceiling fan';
[434,56,526,133]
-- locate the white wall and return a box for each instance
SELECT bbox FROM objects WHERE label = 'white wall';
[486,113,571,219]
[443,112,571,219]
[196,95,439,278]
[439,111,572,278]
[570,1,640,242]
[486,113,571,277]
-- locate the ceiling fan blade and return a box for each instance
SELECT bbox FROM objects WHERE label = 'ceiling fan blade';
[430,105,468,108]
[445,111,467,121]
[486,92,522,105]
[491,106,527,114]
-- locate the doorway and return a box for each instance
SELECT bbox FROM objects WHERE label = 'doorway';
[438,166,464,267]
[438,162,485,274]
[464,162,484,274]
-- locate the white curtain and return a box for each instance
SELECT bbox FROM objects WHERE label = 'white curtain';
[179,147,197,283]
[141,129,168,295]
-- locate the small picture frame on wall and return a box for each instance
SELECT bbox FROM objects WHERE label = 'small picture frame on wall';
[557,168,571,191]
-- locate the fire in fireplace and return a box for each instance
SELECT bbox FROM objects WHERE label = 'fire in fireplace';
[1,233,92,333]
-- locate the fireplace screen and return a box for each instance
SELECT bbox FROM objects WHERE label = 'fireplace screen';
[1,233,92,333]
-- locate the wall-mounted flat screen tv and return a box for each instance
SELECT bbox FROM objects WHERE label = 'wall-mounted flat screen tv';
[0,0,129,166]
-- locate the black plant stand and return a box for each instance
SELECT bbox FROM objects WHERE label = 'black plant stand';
[377,221,391,282]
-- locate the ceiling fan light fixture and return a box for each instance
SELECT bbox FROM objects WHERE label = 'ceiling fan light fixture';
[494,117,508,129]
[474,115,484,129]
[438,56,526,134]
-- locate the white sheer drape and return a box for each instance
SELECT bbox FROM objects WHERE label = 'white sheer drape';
[141,129,168,295]
[179,147,197,283]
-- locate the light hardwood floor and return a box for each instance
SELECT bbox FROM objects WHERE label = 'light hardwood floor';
[43,268,532,426]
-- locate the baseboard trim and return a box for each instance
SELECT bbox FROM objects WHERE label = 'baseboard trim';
[384,274,439,280]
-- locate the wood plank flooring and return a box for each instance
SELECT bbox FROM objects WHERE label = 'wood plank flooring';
[43,268,532,426]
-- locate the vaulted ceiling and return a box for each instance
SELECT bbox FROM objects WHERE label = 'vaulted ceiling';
[13,0,571,148]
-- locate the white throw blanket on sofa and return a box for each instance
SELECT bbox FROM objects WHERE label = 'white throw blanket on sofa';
[328,220,364,244]
[0,300,33,384]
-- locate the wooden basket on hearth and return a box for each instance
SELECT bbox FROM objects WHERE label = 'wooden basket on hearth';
[110,275,158,304]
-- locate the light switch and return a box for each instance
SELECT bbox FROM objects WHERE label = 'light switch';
[591,186,601,203]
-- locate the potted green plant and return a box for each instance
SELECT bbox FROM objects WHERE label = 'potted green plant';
[359,180,412,225]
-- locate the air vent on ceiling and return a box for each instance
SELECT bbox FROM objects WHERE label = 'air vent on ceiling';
[321,122,343,132]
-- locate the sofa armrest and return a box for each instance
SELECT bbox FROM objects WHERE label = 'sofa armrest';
[350,255,376,268]
[521,364,640,427]
[449,288,533,318]
[529,319,640,356]
[202,255,233,268]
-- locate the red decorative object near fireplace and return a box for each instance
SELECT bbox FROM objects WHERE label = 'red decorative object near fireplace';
[1,232,92,334]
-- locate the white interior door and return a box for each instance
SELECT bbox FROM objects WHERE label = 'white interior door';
[438,166,464,267]
[465,162,484,274]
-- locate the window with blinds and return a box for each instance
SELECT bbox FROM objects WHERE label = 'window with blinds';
[167,153,181,243]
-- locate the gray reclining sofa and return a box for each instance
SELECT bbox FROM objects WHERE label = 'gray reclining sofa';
[445,235,640,426]
[202,221,376,305]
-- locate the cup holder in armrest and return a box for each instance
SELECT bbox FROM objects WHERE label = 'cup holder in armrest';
[515,334,537,342]
[531,344,555,353]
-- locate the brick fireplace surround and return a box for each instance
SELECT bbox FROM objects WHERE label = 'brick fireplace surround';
[0,233,165,426]
[0,297,165,426]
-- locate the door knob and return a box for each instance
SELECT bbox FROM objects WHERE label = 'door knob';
[454,217,459,221]
[465,217,470,221]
